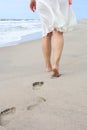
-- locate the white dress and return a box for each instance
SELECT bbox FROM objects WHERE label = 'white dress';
[36,0,77,36]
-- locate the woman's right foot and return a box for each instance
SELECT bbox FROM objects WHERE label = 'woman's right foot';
[51,68,61,77]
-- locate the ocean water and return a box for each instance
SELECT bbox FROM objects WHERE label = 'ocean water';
[0,19,42,47]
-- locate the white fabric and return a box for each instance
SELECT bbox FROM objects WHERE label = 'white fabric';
[36,0,77,36]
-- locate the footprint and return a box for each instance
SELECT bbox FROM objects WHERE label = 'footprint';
[0,107,16,116]
[27,97,46,110]
[32,81,44,90]
[0,107,16,126]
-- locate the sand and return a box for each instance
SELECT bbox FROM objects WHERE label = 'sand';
[0,20,87,130]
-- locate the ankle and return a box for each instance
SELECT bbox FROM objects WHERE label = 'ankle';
[45,63,52,72]
[52,63,59,70]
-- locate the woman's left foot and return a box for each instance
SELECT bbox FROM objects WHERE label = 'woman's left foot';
[45,64,52,72]
[46,67,52,72]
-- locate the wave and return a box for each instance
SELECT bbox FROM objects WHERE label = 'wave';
[0,19,42,47]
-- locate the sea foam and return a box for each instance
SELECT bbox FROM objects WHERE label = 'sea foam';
[0,19,42,47]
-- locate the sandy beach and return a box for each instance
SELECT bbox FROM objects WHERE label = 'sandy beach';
[0,20,87,130]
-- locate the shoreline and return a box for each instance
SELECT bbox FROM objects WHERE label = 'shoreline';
[0,31,42,48]
[0,19,87,48]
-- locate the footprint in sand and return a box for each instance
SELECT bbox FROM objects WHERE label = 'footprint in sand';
[27,97,46,110]
[32,81,44,90]
[0,107,16,126]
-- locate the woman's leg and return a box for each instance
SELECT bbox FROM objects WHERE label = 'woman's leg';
[42,32,52,72]
[52,29,64,76]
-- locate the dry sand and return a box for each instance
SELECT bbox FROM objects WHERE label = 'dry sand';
[0,20,87,130]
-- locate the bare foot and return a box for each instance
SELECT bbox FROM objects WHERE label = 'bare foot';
[45,63,52,72]
[51,69,61,77]
[46,67,52,72]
